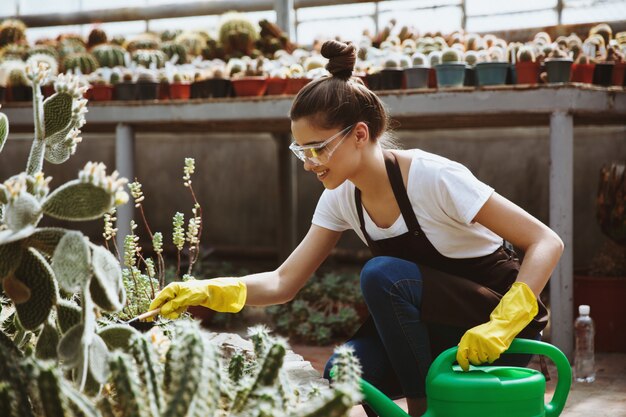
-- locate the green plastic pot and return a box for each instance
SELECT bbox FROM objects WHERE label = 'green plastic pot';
[434,63,466,88]
[545,58,573,83]
[358,338,572,417]
[476,62,510,86]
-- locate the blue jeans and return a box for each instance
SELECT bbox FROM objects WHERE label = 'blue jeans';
[323,256,538,403]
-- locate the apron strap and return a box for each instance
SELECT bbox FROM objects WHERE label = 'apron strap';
[382,151,422,235]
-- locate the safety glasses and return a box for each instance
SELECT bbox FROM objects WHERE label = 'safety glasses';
[289,124,355,166]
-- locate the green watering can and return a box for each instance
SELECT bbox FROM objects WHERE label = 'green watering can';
[360,339,572,417]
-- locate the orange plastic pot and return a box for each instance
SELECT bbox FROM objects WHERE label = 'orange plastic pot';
[90,84,114,101]
[265,77,288,95]
[232,76,267,97]
[285,78,312,95]
[169,82,191,100]
[571,63,596,83]
[515,61,540,85]
[159,82,170,100]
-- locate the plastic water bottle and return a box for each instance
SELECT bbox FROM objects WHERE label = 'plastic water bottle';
[574,304,596,383]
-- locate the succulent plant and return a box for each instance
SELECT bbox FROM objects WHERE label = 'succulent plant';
[136,70,157,84]
[517,46,536,63]
[0,19,26,48]
[173,32,207,57]
[0,43,29,61]
[441,48,463,63]
[589,23,613,47]
[411,52,428,67]
[26,53,59,76]
[124,33,160,53]
[131,49,167,69]
[91,44,127,68]
[161,41,188,64]
[63,52,99,75]
[218,12,260,58]
[87,28,108,49]
[8,68,28,87]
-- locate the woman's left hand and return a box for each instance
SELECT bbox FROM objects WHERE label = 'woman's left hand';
[456,281,538,371]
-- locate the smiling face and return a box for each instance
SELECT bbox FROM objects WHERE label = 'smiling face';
[290,117,369,189]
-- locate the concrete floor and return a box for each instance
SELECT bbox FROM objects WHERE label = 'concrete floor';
[290,344,626,417]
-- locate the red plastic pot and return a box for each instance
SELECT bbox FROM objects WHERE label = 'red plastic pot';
[90,84,114,101]
[427,67,437,88]
[159,82,170,100]
[285,78,312,95]
[169,82,191,100]
[265,77,288,95]
[612,61,626,86]
[515,61,540,85]
[232,76,267,97]
[571,63,596,84]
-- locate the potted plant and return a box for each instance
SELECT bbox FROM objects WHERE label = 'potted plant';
[211,66,234,98]
[475,46,509,86]
[136,69,159,100]
[435,48,466,88]
[265,67,289,96]
[571,54,596,84]
[158,71,170,100]
[463,50,478,87]
[89,73,114,101]
[379,56,404,90]
[8,68,32,102]
[515,45,540,85]
[574,163,626,352]
[232,59,268,97]
[607,46,626,86]
[191,70,213,99]
[405,51,430,89]
[427,50,441,87]
[285,63,311,95]
[169,71,191,100]
[114,69,137,100]
[544,47,573,83]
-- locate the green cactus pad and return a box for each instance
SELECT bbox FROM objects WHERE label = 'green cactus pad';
[44,120,75,147]
[0,241,23,279]
[77,334,110,384]
[44,139,74,165]
[42,180,115,221]
[89,244,125,312]
[13,247,58,330]
[0,112,8,154]
[99,324,140,351]
[57,323,84,368]
[0,184,7,204]
[0,340,34,417]
[35,319,60,360]
[43,93,73,140]
[56,299,82,334]
[0,225,37,245]
[25,227,66,257]
[5,192,43,231]
[52,231,92,293]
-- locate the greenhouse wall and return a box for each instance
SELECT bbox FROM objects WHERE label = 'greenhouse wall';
[1,125,624,269]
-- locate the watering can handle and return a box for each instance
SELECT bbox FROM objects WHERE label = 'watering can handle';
[429,338,572,417]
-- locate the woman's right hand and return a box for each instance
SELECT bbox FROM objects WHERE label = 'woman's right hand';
[148,277,247,320]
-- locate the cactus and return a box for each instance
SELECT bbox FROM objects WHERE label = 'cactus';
[35,318,60,360]
[26,45,59,60]
[0,334,33,417]
[91,44,126,68]
[26,53,59,76]
[136,70,158,83]
[517,46,536,63]
[90,243,126,312]
[51,231,92,293]
[87,28,108,49]
[124,34,160,53]
[0,112,8,154]
[0,43,29,60]
[8,68,28,87]
[63,52,99,75]
[161,41,188,64]
[441,48,463,63]
[131,49,166,69]
[218,12,259,57]
[55,299,82,334]
[0,19,26,48]
[173,32,207,57]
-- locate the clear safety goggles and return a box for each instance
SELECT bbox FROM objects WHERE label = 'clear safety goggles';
[289,124,355,166]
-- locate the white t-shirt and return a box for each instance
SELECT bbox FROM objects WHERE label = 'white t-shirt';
[311,148,503,258]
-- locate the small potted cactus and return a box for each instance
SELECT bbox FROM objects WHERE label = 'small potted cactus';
[593,45,625,86]
[191,70,213,99]
[113,69,137,100]
[434,48,466,88]
[285,63,311,95]
[609,46,626,86]
[544,47,573,83]
[515,45,540,85]
[158,71,170,100]
[89,73,113,101]
[405,51,430,89]
[379,56,404,90]
[136,69,159,100]
[571,54,596,84]
[475,46,509,86]
[169,71,191,100]
[232,59,268,97]
[265,67,289,96]
[8,68,32,102]
[211,66,234,98]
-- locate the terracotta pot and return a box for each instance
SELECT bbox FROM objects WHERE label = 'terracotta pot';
[515,61,541,85]
[571,63,596,83]
[159,82,170,100]
[232,76,267,97]
[90,84,114,101]
[612,61,626,86]
[574,274,626,352]
[265,77,288,95]
[169,82,191,100]
[285,78,312,95]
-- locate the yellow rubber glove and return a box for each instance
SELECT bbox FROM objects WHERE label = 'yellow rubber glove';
[148,277,247,320]
[456,281,538,371]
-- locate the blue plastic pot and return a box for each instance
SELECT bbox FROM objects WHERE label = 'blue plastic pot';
[475,62,510,86]
[434,63,466,88]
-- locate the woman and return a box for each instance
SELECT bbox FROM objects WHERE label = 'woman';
[148,40,563,417]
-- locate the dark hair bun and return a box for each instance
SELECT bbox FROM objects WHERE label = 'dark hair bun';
[321,40,356,80]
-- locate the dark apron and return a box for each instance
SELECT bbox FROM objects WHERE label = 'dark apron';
[353,151,548,354]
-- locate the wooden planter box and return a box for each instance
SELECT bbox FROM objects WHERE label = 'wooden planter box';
[573,273,626,352]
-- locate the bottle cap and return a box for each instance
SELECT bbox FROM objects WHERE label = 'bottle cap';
[579,305,590,315]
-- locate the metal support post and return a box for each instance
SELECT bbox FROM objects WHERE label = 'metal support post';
[115,123,135,255]
[549,111,574,360]
[273,133,299,263]
[275,0,294,41]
